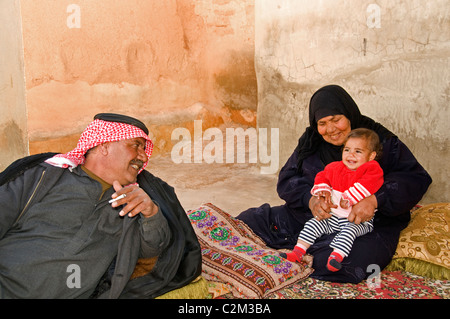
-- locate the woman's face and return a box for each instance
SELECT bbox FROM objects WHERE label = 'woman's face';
[317,115,351,146]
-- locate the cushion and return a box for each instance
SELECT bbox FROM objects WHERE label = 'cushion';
[187,203,314,298]
[130,259,209,299]
[386,203,450,280]
[156,276,209,299]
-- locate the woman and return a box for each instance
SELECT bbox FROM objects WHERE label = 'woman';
[236,85,432,283]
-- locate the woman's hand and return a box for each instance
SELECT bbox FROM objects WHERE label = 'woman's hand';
[347,195,377,224]
[309,195,335,221]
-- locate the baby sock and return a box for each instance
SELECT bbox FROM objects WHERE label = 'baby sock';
[280,245,306,262]
[327,250,344,272]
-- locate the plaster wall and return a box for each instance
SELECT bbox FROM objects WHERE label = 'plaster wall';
[255,0,450,203]
[0,0,29,170]
[21,0,256,156]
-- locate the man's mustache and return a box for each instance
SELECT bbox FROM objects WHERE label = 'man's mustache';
[130,159,145,169]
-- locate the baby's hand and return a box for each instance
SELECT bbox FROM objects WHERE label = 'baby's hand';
[340,197,350,209]
[317,191,337,208]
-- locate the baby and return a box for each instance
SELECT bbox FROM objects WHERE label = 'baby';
[281,128,384,271]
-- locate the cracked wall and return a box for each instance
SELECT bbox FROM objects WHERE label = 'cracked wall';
[256,0,450,203]
[21,0,256,156]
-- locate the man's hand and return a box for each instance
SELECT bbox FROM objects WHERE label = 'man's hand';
[347,195,377,224]
[110,181,159,218]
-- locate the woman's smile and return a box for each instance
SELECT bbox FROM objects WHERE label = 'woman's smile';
[329,132,343,142]
[317,115,351,146]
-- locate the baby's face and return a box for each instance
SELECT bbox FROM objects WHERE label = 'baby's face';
[342,137,376,170]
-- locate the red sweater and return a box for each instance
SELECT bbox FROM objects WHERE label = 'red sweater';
[311,160,384,218]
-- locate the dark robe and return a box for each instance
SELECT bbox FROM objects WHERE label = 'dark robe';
[237,85,432,283]
[0,153,202,298]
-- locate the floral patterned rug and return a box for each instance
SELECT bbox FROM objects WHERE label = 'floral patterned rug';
[208,270,449,299]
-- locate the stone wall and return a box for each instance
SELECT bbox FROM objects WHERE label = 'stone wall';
[21,0,256,156]
[1,0,448,203]
[0,0,29,171]
[255,0,450,203]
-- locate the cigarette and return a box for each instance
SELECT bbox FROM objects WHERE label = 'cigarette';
[109,194,126,204]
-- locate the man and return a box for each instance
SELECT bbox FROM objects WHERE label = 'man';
[0,113,201,298]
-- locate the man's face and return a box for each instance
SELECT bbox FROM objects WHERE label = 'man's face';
[103,137,148,185]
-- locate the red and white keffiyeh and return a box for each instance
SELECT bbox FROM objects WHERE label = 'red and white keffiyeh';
[45,119,153,173]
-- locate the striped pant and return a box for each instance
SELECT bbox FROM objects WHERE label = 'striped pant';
[299,215,374,257]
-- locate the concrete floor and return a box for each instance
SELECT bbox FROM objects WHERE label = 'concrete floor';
[147,155,285,217]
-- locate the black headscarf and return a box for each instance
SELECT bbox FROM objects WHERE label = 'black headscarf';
[296,85,395,171]
[94,113,149,135]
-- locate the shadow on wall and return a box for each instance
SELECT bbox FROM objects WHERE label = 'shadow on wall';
[0,121,28,171]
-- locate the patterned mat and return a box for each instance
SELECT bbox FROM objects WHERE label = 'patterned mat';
[208,270,449,299]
